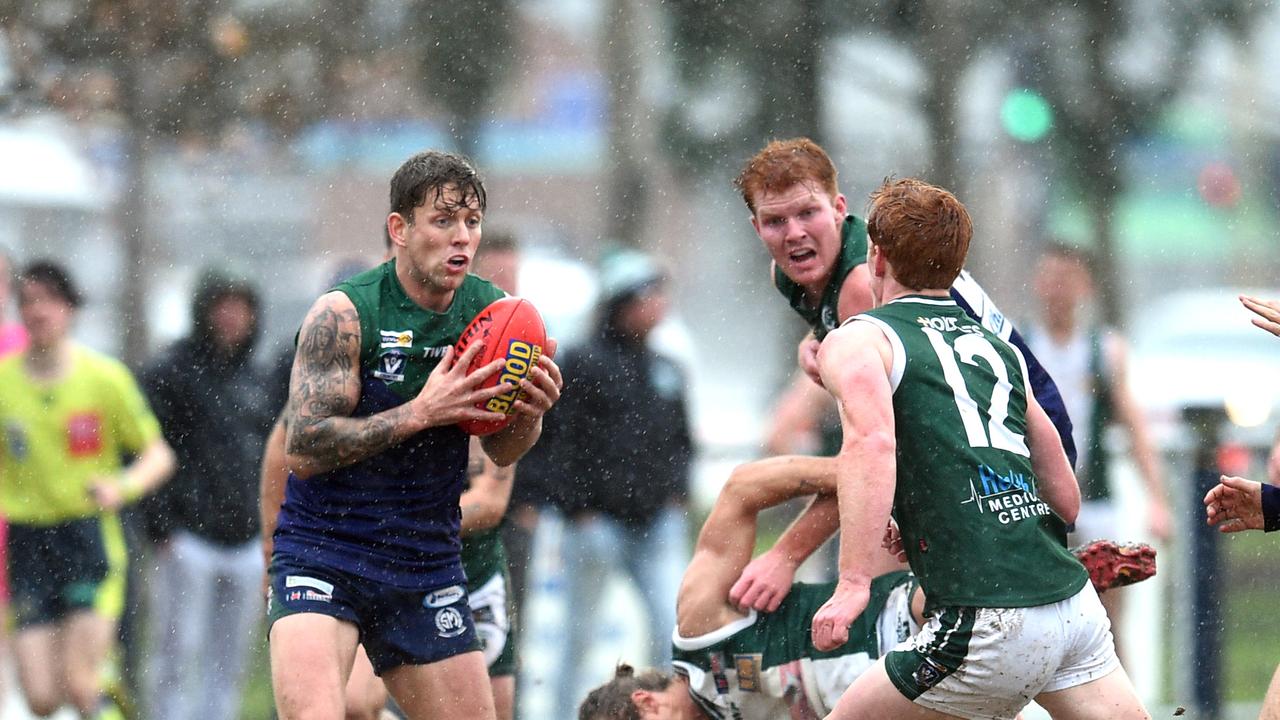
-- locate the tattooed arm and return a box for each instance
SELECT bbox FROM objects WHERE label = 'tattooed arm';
[459,437,516,536]
[284,292,512,479]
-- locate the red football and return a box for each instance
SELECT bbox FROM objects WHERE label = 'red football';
[455,296,548,436]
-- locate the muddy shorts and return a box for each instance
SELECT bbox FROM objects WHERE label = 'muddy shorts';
[883,583,1119,720]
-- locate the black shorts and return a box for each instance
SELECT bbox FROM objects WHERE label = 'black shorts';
[268,555,480,676]
[8,518,110,628]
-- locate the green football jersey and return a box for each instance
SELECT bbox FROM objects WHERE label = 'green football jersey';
[272,259,507,589]
[335,259,506,397]
[672,573,915,720]
[854,296,1087,612]
[773,215,869,341]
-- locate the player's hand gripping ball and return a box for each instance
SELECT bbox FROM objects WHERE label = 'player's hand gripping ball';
[455,297,547,436]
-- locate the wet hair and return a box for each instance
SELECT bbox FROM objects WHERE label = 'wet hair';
[18,260,83,308]
[734,137,839,214]
[866,178,972,291]
[389,150,487,224]
[578,664,673,720]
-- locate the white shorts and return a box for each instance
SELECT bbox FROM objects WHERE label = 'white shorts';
[884,583,1120,720]
[468,571,511,671]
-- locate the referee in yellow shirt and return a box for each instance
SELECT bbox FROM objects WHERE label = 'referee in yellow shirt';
[0,261,174,718]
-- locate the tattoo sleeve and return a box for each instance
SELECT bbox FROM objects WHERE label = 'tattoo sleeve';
[284,295,418,477]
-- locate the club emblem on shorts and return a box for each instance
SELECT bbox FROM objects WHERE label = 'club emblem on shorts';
[912,657,947,691]
[434,607,467,638]
[374,349,408,383]
[423,584,465,608]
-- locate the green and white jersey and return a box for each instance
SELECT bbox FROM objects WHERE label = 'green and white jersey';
[672,572,916,720]
[853,297,1087,612]
[773,215,869,341]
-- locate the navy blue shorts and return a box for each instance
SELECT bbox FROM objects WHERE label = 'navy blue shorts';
[8,518,109,628]
[268,555,479,675]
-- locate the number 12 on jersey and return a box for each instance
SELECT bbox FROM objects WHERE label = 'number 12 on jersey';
[921,328,1030,457]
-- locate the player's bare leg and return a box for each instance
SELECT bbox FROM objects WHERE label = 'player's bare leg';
[13,625,62,716]
[270,613,361,720]
[343,645,387,720]
[826,660,965,720]
[62,610,114,715]
[382,650,495,720]
[1034,665,1150,720]
[491,674,514,720]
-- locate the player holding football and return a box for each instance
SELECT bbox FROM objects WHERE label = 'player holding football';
[810,178,1147,719]
[268,151,562,720]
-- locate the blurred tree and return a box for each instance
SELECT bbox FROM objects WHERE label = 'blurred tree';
[663,0,821,174]
[412,0,513,156]
[1026,0,1254,324]
[659,0,1257,324]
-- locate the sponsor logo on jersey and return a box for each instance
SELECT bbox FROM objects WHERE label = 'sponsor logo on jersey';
[734,654,762,692]
[958,464,1052,525]
[380,329,414,349]
[374,349,408,382]
[423,345,451,360]
[66,413,104,456]
[435,607,467,638]
[915,315,980,334]
[423,584,466,608]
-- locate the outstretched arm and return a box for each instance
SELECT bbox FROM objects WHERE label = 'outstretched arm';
[811,321,897,652]
[1241,295,1280,337]
[1204,475,1277,533]
[676,456,837,638]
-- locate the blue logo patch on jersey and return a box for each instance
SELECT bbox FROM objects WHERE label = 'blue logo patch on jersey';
[374,349,408,383]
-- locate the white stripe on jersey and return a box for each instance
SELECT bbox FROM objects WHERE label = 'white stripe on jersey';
[951,269,1013,341]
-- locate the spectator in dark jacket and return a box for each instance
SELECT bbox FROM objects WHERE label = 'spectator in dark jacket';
[529,249,694,719]
[141,268,276,720]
